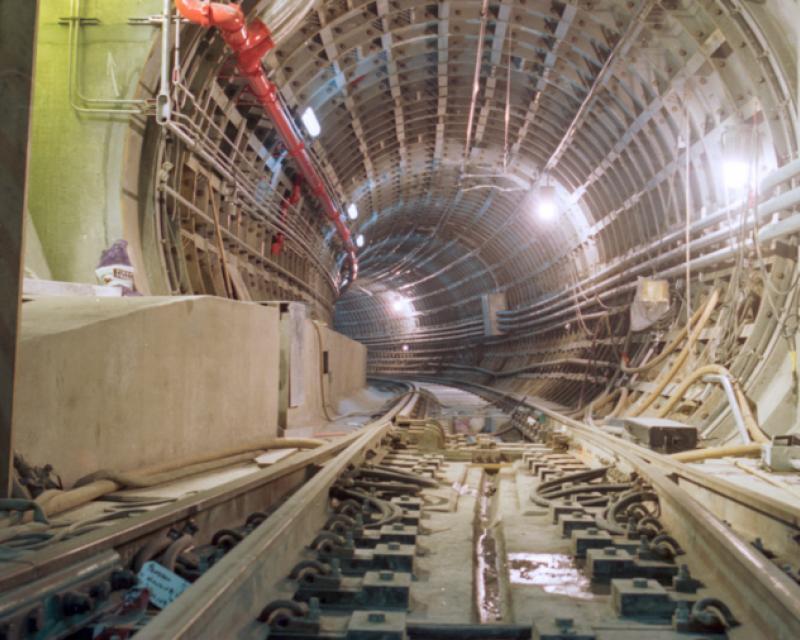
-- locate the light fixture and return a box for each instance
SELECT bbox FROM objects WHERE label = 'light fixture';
[402,344,410,352]
[356,234,365,248]
[721,125,754,192]
[390,293,413,316]
[537,185,557,220]
[347,203,359,220]
[722,160,750,191]
[301,106,321,138]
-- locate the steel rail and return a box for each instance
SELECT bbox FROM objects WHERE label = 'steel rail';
[135,387,418,639]
[0,385,415,596]
[417,377,800,639]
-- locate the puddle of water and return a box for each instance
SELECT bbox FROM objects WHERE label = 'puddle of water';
[452,481,478,497]
[475,474,503,623]
[507,553,594,600]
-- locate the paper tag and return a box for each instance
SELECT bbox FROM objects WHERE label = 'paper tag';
[137,561,190,609]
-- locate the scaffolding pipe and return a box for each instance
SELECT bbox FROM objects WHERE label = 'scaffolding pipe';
[703,375,750,445]
[174,0,358,281]
[156,0,172,124]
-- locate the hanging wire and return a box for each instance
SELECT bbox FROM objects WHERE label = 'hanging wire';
[503,29,512,171]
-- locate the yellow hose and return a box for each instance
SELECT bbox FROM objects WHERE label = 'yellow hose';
[628,289,719,417]
[622,302,708,374]
[734,382,771,444]
[655,364,730,417]
[35,438,324,518]
[609,388,629,417]
[671,444,763,462]
[653,364,770,444]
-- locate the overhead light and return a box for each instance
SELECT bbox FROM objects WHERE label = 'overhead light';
[301,106,321,138]
[538,200,557,220]
[390,293,413,316]
[402,344,410,352]
[356,234,365,248]
[722,160,750,191]
[537,185,557,220]
[722,125,754,192]
[347,203,359,220]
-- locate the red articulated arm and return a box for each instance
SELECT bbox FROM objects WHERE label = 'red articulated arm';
[175,0,358,281]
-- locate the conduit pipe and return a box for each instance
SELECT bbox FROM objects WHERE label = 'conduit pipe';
[671,444,763,463]
[703,375,749,444]
[653,364,768,444]
[622,303,707,374]
[499,181,800,329]
[628,289,719,417]
[497,186,800,335]
[174,0,358,281]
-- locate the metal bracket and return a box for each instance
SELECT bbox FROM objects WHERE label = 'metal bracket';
[128,16,188,26]
[57,17,100,26]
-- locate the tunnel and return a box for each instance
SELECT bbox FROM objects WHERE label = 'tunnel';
[2,1,800,637]
[111,0,800,443]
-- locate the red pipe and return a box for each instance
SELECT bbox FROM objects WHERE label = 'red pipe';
[175,0,358,281]
[271,176,302,256]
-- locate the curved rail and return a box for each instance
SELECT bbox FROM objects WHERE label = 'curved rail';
[0,383,415,598]
[413,376,800,640]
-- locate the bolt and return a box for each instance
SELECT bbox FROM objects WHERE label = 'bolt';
[555,617,574,629]
[308,597,321,620]
[388,542,401,550]
[587,528,599,535]
[674,601,690,622]
[380,571,394,581]
[368,612,386,623]
[604,547,617,555]
[393,524,404,531]
[633,578,648,588]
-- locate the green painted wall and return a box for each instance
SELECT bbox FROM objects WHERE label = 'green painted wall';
[27,0,160,283]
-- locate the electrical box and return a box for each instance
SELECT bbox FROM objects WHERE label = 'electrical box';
[619,417,697,454]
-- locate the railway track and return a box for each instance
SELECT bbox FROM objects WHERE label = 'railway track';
[1,381,799,639]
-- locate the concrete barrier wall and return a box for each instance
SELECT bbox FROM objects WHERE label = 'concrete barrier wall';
[287,319,367,429]
[13,296,280,486]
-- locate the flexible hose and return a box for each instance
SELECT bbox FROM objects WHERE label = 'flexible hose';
[691,597,739,629]
[335,488,403,529]
[628,289,719,417]
[132,533,173,572]
[655,364,733,417]
[33,439,323,519]
[358,466,439,488]
[537,468,608,495]
[622,302,708,373]
[75,438,324,488]
[671,444,763,462]
[312,320,338,422]
[596,490,659,534]
[534,483,633,507]
[652,364,769,443]
[609,388,629,417]
[161,534,195,571]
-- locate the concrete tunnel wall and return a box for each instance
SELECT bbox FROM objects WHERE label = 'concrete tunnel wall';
[12,295,366,487]
[287,318,367,431]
